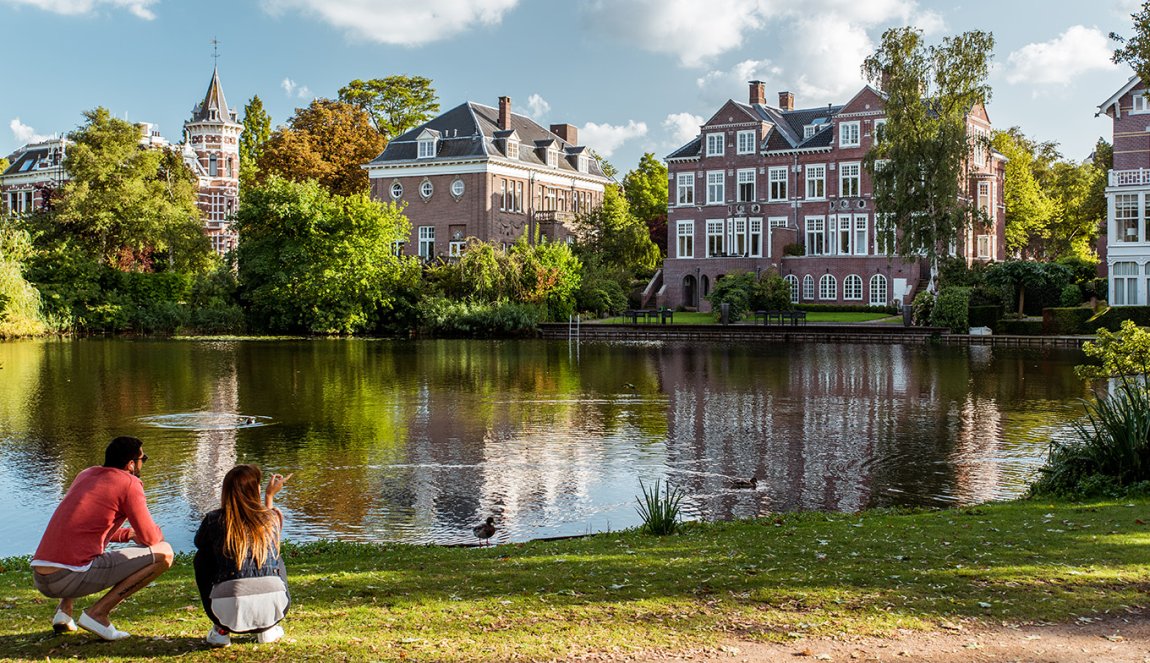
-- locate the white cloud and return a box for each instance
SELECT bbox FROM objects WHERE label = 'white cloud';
[1004,26,1118,86]
[10,118,50,145]
[526,93,550,119]
[280,77,311,99]
[579,120,648,157]
[1,0,156,19]
[696,59,781,91]
[663,112,703,145]
[261,0,519,46]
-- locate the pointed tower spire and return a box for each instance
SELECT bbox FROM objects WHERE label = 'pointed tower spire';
[191,66,233,123]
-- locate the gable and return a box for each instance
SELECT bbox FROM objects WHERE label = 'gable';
[969,101,990,124]
[702,99,761,128]
[837,85,885,116]
[1099,74,1143,118]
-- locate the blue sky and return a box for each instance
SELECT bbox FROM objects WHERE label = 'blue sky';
[0,0,1142,174]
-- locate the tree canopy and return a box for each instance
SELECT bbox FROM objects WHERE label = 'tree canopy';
[338,76,439,141]
[1112,1,1150,83]
[622,153,669,256]
[47,107,210,272]
[235,176,417,334]
[256,99,385,197]
[239,95,271,190]
[861,27,995,288]
[573,185,660,276]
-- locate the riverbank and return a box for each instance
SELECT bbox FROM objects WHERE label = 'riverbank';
[1,498,1147,661]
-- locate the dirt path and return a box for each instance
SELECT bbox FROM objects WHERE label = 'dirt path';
[583,616,1150,662]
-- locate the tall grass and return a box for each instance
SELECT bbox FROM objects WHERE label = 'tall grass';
[635,479,684,535]
[1031,384,1150,497]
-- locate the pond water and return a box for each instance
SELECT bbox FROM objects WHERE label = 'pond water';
[0,338,1091,556]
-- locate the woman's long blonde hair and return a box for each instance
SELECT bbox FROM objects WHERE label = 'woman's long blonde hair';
[220,464,280,569]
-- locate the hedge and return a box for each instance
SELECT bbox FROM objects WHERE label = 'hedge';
[1091,306,1150,332]
[795,303,898,315]
[998,318,1044,335]
[929,286,970,333]
[968,305,1003,331]
[1042,307,1096,335]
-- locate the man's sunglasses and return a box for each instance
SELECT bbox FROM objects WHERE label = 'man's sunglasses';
[138,454,149,464]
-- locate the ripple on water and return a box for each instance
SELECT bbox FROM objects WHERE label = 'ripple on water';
[137,412,270,430]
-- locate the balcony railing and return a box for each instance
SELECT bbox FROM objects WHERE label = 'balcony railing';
[533,210,576,223]
[1109,168,1150,187]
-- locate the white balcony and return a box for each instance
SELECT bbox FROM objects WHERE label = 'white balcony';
[1109,168,1150,187]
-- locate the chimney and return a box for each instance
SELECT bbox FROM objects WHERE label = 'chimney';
[498,96,512,130]
[550,123,578,145]
[749,80,766,106]
[778,91,794,111]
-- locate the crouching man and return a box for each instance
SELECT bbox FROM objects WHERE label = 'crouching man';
[31,436,174,640]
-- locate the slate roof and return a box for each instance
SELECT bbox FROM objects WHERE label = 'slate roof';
[368,101,608,179]
[666,98,846,160]
[188,67,239,124]
[1,139,67,179]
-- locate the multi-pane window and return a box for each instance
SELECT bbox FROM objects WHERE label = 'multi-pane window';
[869,274,888,306]
[802,274,815,301]
[1134,94,1149,113]
[418,139,435,158]
[420,181,433,199]
[391,182,404,199]
[418,226,435,259]
[546,149,559,168]
[805,216,825,255]
[784,274,799,303]
[515,182,523,212]
[836,215,852,255]
[706,219,725,257]
[449,241,466,257]
[676,173,695,206]
[804,125,817,140]
[872,119,887,143]
[1116,194,1139,242]
[500,179,508,211]
[839,121,860,147]
[839,162,860,197]
[706,133,724,157]
[805,164,825,200]
[677,220,695,258]
[819,274,837,300]
[1114,262,1140,305]
[706,171,725,204]
[507,140,519,159]
[977,235,991,259]
[768,167,788,201]
[728,218,747,256]
[875,213,896,255]
[209,154,218,177]
[736,169,755,202]
[978,181,992,217]
[748,218,762,257]
[843,274,863,301]
[853,215,868,255]
[736,130,756,154]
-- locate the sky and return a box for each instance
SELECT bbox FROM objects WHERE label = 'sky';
[0,0,1144,175]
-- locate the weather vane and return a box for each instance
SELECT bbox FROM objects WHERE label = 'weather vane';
[211,37,220,66]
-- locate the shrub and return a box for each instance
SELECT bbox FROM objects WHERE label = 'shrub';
[634,480,683,536]
[1059,284,1083,307]
[706,272,756,321]
[1030,385,1150,498]
[911,290,935,326]
[1091,306,1150,332]
[753,272,793,311]
[968,305,1002,331]
[929,286,970,333]
[782,242,805,257]
[1042,307,1096,335]
[420,297,543,338]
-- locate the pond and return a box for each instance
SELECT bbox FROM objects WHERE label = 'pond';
[0,338,1091,556]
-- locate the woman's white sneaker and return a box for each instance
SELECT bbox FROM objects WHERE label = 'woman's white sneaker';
[205,625,231,647]
[256,623,284,644]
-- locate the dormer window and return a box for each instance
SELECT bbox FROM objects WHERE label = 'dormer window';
[804,125,817,139]
[507,139,519,159]
[418,138,435,158]
[578,155,589,172]
[546,148,559,168]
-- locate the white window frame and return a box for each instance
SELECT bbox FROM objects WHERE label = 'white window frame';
[736,130,756,155]
[706,171,725,205]
[507,140,519,159]
[390,182,404,200]
[546,149,559,168]
[1116,193,1139,243]
[804,125,817,140]
[706,219,725,257]
[768,167,788,201]
[805,216,825,256]
[784,274,799,304]
[853,215,868,256]
[869,274,888,307]
[802,274,815,301]
[839,121,860,148]
[875,213,895,255]
[676,173,695,206]
[748,218,762,257]
[819,274,837,301]
[728,217,747,256]
[839,162,860,197]
[706,133,725,157]
[977,235,991,259]
[418,226,435,259]
[1134,93,1150,114]
[843,274,863,301]
[1114,262,1140,305]
[872,119,887,143]
[420,181,434,199]
[451,179,465,197]
[736,168,756,203]
[449,240,466,257]
[836,215,852,255]
[418,138,435,159]
[805,164,826,200]
[677,220,695,259]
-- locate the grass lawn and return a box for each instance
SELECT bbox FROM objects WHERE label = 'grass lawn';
[1,498,1147,661]
[594,311,899,325]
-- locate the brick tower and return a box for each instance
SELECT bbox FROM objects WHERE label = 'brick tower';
[184,66,243,256]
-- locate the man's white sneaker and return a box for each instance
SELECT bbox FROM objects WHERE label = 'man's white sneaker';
[205,625,231,647]
[256,623,284,644]
[51,609,76,633]
[77,611,129,641]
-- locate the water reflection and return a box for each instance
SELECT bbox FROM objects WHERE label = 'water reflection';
[0,338,1090,556]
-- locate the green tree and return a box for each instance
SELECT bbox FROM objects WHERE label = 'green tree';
[46,107,210,272]
[622,153,669,255]
[862,28,995,289]
[1112,1,1150,83]
[239,95,271,190]
[1076,319,1150,383]
[338,76,439,141]
[573,185,659,276]
[257,99,385,197]
[0,218,46,337]
[235,176,417,334]
[984,260,1072,316]
[1048,159,1104,261]
[992,129,1056,257]
[589,149,617,180]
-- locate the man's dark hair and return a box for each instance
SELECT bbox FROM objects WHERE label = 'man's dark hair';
[104,436,143,469]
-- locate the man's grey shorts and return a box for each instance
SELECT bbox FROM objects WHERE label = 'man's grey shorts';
[33,546,155,599]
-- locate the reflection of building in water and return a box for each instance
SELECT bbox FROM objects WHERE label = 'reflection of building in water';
[182,358,239,515]
[661,343,1009,515]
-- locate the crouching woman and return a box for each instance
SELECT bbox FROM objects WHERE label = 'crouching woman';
[194,465,292,647]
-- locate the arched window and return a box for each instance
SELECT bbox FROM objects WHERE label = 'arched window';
[784,274,799,304]
[843,274,863,300]
[802,274,815,301]
[682,275,697,309]
[819,274,837,300]
[869,274,888,307]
